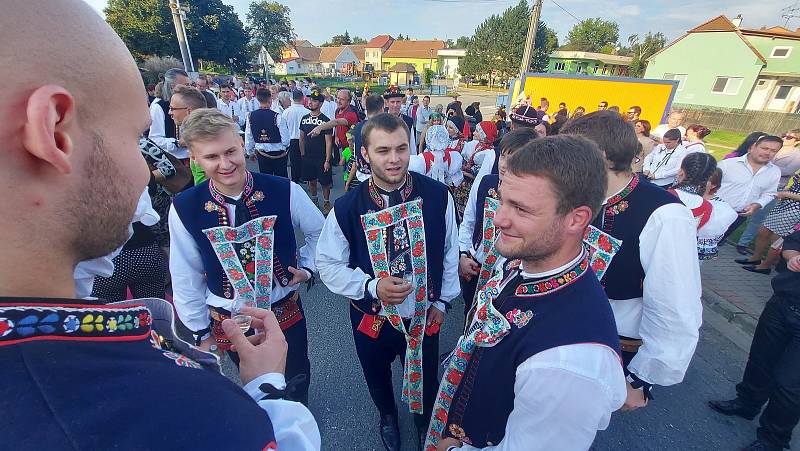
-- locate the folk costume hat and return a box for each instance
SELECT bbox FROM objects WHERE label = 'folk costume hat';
[308,88,325,102]
[475,121,498,144]
[383,84,405,99]
[425,125,450,152]
[510,105,541,127]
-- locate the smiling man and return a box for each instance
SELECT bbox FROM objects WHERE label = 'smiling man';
[316,113,459,450]
[427,135,625,451]
[169,108,325,405]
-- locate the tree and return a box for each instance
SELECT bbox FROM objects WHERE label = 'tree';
[455,35,471,49]
[565,18,619,53]
[184,0,249,70]
[330,31,352,46]
[396,34,405,41]
[531,22,559,73]
[247,1,294,62]
[626,32,667,77]
[352,36,367,44]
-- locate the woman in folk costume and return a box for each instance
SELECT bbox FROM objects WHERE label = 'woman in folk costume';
[455,121,498,219]
[410,124,464,190]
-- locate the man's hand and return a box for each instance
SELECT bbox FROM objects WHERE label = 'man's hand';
[309,125,323,137]
[739,203,761,216]
[286,266,310,286]
[437,437,462,451]
[459,255,480,281]
[427,306,444,328]
[377,276,413,305]
[324,159,331,172]
[787,255,800,273]
[221,307,287,386]
[621,382,648,411]
[196,335,216,352]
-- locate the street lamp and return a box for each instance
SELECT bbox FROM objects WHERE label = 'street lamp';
[229,58,234,76]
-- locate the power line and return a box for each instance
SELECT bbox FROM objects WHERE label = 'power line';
[548,0,581,23]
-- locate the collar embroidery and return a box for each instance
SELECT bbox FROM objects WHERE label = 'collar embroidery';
[605,174,639,209]
[368,174,414,210]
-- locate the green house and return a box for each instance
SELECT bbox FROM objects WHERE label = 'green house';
[547,51,633,77]
[645,15,800,112]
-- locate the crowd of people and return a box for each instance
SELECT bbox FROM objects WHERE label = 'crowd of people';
[4,2,800,451]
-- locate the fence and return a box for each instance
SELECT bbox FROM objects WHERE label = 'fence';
[673,104,800,135]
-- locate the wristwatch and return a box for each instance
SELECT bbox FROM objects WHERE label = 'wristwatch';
[192,328,211,346]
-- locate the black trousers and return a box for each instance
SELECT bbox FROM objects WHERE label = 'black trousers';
[228,298,311,405]
[736,294,800,449]
[721,215,748,244]
[288,139,303,183]
[256,152,288,178]
[349,305,439,431]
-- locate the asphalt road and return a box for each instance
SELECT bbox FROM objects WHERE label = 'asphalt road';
[219,162,799,451]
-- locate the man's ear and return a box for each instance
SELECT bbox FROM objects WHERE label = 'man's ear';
[22,85,76,175]
[361,145,370,164]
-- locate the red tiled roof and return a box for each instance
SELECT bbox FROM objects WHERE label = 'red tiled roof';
[383,40,445,59]
[366,35,394,49]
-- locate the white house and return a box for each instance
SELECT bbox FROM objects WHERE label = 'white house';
[319,46,361,76]
[437,48,466,78]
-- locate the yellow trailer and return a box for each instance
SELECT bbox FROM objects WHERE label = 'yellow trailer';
[508,73,679,127]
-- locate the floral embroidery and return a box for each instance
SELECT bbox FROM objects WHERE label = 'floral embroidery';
[0,304,152,345]
[583,225,622,280]
[605,174,638,207]
[204,216,277,309]
[515,256,589,296]
[367,173,414,209]
[475,197,501,296]
[505,309,534,328]
[161,350,203,369]
[361,199,428,414]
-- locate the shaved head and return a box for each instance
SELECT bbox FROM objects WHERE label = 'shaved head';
[0,0,151,297]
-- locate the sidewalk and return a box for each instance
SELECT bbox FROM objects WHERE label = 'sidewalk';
[701,244,773,337]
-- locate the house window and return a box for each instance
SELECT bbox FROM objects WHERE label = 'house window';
[553,61,565,71]
[757,79,767,87]
[663,73,688,91]
[775,85,793,100]
[593,65,599,74]
[770,47,792,58]
[712,76,744,95]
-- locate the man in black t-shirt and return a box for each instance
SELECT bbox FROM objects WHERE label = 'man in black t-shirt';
[709,229,800,451]
[299,89,333,214]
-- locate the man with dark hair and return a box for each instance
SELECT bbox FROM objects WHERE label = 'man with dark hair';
[384,85,417,153]
[627,105,642,122]
[306,89,360,167]
[428,135,626,451]
[195,76,219,108]
[317,113,459,450]
[561,111,702,411]
[598,100,609,111]
[245,88,290,177]
[458,128,538,315]
[299,89,334,214]
[282,89,310,183]
[149,67,191,160]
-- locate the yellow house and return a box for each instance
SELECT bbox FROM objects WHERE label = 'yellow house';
[365,35,394,72]
[381,40,445,74]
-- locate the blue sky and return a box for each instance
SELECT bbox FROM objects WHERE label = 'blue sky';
[84,0,792,47]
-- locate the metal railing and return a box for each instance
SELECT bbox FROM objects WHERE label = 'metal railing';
[673,103,800,135]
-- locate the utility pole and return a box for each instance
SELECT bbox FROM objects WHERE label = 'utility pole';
[169,0,195,73]
[519,0,543,77]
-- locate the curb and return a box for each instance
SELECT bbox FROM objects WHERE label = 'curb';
[701,286,758,336]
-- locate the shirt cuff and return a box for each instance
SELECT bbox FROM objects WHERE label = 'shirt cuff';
[433,301,447,313]
[367,278,379,299]
[243,373,287,402]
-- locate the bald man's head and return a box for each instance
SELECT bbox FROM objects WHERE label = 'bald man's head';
[0,0,151,296]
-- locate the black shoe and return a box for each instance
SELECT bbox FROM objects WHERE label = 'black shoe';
[736,245,753,255]
[735,257,761,265]
[741,439,782,451]
[379,414,401,451]
[708,398,760,420]
[743,266,771,275]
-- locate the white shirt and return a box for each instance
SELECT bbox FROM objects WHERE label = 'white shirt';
[684,141,706,154]
[237,97,259,118]
[409,151,464,187]
[643,143,688,186]
[321,100,337,122]
[716,155,782,211]
[168,182,324,332]
[458,168,493,260]
[282,103,311,140]
[673,190,739,263]
[245,107,291,157]
[147,101,187,159]
[217,99,244,127]
[416,105,432,130]
[651,124,686,140]
[457,252,626,451]
[271,99,285,115]
[604,192,702,386]
[315,191,460,318]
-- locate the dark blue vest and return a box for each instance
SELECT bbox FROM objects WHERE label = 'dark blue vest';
[0,298,277,450]
[157,99,176,139]
[490,146,500,175]
[334,172,449,313]
[445,259,621,447]
[249,108,282,144]
[172,173,298,301]
[591,175,680,300]
[471,174,499,250]
[353,120,371,174]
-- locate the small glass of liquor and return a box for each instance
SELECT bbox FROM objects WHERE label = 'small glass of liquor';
[231,298,256,333]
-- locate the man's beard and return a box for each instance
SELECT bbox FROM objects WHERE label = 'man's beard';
[497,218,564,263]
[371,162,408,187]
[63,132,137,262]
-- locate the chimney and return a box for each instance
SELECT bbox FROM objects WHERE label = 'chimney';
[732,14,743,28]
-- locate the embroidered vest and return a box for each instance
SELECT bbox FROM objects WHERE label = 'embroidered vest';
[353,120,371,175]
[333,171,449,314]
[172,172,297,301]
[249,109,282,144]
[0,299,277,450]
[471,174,500,250]
[591,175,680,300]
[157,99,177,139]
[440,256,621,448]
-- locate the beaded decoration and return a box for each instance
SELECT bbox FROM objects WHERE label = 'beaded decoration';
[361,198,428,414]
